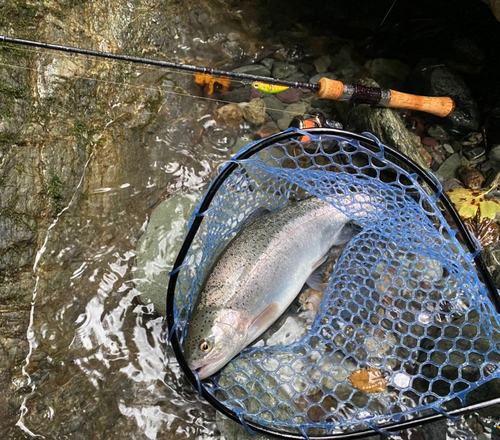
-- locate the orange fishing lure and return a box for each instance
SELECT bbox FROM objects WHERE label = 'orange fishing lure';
[195,73,230,95]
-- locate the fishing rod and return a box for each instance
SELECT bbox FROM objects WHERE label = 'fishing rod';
[0,35,455,117]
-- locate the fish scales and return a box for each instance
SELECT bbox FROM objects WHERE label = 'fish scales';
[199,199,339,311]
[184,197,359,379]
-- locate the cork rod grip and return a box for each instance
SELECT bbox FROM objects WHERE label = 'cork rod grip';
[316,77,344,101]
[387,89,455,117]
[316,78,455,117]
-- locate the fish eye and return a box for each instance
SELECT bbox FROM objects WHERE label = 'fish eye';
[199,340,212,353]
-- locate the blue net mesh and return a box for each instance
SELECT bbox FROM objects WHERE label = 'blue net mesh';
[170,128,500,436]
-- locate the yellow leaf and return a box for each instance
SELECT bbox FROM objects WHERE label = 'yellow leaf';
[480,200,500,220]
[446,188,500,222]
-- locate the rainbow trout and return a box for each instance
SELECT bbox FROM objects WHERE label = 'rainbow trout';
[183,197,360,379]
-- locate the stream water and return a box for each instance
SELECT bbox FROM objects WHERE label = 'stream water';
[3,1,500,439]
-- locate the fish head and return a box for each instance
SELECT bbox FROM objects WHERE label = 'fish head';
[183,307,251,379]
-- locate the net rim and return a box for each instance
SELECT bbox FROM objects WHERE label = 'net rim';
[165,127,500,439]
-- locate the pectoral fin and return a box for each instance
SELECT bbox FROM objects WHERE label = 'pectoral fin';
[248,303,280,342]
[335,220,363,245]
[306,268,327,292]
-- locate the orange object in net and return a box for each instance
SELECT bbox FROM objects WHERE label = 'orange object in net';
[348,367,387,393]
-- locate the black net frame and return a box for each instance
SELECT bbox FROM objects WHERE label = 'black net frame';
[166,127,500,439]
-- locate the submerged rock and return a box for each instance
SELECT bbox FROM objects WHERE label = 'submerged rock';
[275,88,303,104]
[458,165,486,189]
[242,98,266,125]
[435,153,463,181]
[216,103,244,128]
[313,55,331,74]
[135,193,201,315]
[272,61,298,79]
[410,60,481,134]
[277,102,307,131]
[345,79,430,170]
[232,64,272,77]
[364,58,411,90]
[263,95,287,120]
[309,71,338,84]
[257,125,280,138]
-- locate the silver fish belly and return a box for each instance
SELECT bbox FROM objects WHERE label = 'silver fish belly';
[183,197,358,379]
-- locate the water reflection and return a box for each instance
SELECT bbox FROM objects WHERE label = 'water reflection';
[13,73,232,437]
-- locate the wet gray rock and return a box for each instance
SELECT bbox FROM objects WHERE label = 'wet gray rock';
[310,72,338,84]
[435,153,463,181]
[310,99,328,110]
[242,98,266,125]
[260,58,274,70]
[329,45,360,78]
[364,58,411,91]
[350,106,429,170]
[409,60,481,134]
[233,64,272,77]
[277,102,307,130]
[224,87,252,103]
[275,88,302,104]
[135,193,201,315]
[313,55,331,73]
[263,95,287,121]
[284,72,308,83]
[488,144,500,167]
[427,124,451,142]
[346,80,429,170]
[272,61,297,79]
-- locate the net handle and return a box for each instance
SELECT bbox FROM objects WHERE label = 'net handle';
[165,127,500,440]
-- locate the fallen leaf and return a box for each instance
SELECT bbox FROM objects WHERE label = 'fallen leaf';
[348,367,386,393]
[463,209,500,250]
[446,188,500,222]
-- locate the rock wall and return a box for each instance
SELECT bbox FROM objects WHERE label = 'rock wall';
[0,1,265,437]
[484,0,500,21]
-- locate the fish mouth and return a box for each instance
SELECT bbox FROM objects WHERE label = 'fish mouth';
[193,365,212,380]
[192,363,222,380]
[191,356,226,380]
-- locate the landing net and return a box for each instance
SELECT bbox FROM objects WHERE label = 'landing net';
[166,128,500,438]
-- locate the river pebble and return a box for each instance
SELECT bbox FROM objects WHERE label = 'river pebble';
[215,102,244,128]
[410,60,481,133]
[277,102,307,130]
[309,71,337,84]
[275,87,302,104]
[257,125,280,138]
[242,98,266,125]
[262,95,287,120]
[232,64,272,77]
[435,153,463,181]
[313,55,331,73]
[272,61,298,79]
[458,165,486,189]
[260,58,274,70]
